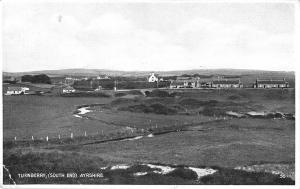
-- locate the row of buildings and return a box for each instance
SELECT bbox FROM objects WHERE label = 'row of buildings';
[148,73,289,89]
[169,78,289,89]
[65,73,290,89]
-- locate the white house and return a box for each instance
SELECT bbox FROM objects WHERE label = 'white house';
[97,75,110,80]
[254,79,289,88]
[148,73,159,82]
[6,87,29,95]
[62,86,76,93]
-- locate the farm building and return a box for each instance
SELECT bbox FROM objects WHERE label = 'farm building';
[200,82,211,88]
[96,75,110,80]
[148,73,159,82]
[94,86,102,91]
[211,80,243,88]
[254,79,289,88]
[6,86,29,95]
[170,81,185,88]
[175,76,200,88]
[62,86,76,93]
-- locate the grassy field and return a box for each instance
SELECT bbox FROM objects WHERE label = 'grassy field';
[3,95,115,140]
[3,88,295,184]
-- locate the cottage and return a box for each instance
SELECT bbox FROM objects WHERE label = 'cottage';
[62,86,76,93]
[148,73,159,82]
[6,87,29,95]
[254,79,289,88]
[200,82,211,88]
[97,75,110,80]
[175,76,200,88]
[94,86,102,91]
[170,81,185,88]
[211,80,242,88]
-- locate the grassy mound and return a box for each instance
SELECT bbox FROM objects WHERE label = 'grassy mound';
[119,103,177,115]
[179,98,218,108]
[145,90,174,98]
[200,167,294,185]
[61,92,111,98]
[166,167,198,180]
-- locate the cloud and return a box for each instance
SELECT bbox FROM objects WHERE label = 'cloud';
[3,6,295,72]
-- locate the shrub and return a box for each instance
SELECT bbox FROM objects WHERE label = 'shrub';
[61,92,110,98]
[21,74,51,84]
[167,168,198,180]
[119,103,177,115]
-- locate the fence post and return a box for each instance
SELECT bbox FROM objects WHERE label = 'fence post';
[46,136,49,142]
[71,132,73,139]
[58,134,60,140]
[14,136,17,141]
[84,131,87,137]
[31,136,34,141]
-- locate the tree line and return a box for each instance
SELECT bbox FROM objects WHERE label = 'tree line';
[21,74,51,84]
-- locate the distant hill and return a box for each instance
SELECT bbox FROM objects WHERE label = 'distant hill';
[3,68,295,78]
[3,68,295,87]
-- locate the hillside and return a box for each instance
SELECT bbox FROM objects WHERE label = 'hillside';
[3,68,295,78]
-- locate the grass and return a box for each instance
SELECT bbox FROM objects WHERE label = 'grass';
[3,88,295,184]
[60,91,111,97]
[3,149,294,184]
[200,167,294,185]
[3,95,115,141]
[3,149,108,184]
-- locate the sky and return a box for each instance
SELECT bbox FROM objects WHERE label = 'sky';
[2,1,296,72]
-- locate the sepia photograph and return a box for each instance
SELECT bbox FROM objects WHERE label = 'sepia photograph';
[1,0,297,186]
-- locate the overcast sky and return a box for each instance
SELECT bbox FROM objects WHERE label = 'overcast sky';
[3,1,295,72]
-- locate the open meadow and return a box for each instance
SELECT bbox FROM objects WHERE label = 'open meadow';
[3,88,295,184]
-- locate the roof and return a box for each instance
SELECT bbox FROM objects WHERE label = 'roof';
[7,86,28,91]
[257,80,287,84]
[176,77,191,80]
[63,86,75,90]
[149,73,159,77]
[170,81,185,85]
[212,80,240,84]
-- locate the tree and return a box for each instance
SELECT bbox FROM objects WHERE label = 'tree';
[21,74,51,84]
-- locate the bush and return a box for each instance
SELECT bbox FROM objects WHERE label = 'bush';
[61,92,111,97]
[167,168,198,180]
[21,74,51,84]
[119,103,177,115]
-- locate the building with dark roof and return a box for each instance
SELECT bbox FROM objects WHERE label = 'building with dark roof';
[254,79,289,88]
[62,86,76,93]
[211,80,242,88]
[170,81,185,88]
[6,86,30,95]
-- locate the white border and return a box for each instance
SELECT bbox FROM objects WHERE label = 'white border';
[1,0,299,189]
[1,0,298,4]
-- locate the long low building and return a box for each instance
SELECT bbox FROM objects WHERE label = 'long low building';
[6,86,30,95]
[211,80,243,88]
[254,79,289,88]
